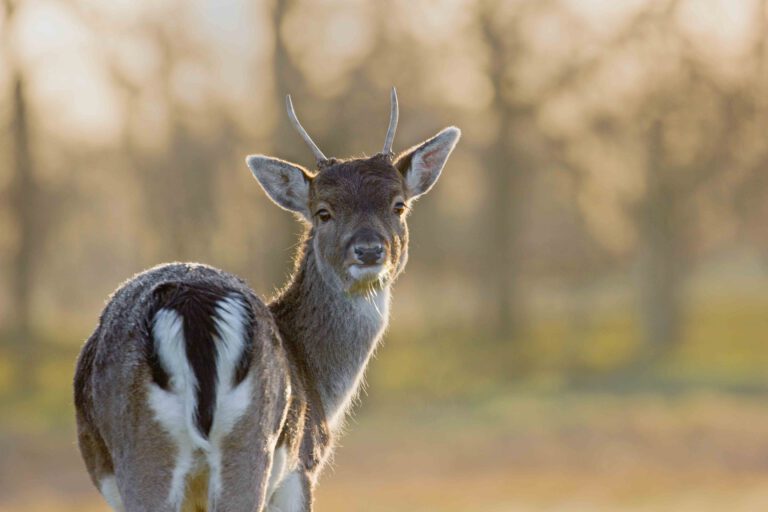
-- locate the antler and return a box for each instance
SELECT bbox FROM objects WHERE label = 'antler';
[382,87,399,156]
[286,94,328,164]
[286,88,398,164]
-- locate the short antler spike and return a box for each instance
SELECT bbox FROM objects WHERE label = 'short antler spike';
[382,87,399,156]
[286,94,327,164]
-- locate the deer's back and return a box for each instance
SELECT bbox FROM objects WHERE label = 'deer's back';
[74,262,290,510]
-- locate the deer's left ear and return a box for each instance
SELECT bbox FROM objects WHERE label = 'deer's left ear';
[394,126,461,200]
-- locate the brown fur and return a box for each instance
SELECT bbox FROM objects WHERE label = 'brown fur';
[74,123,460,511]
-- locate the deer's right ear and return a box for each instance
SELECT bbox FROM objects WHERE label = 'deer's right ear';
[394,126,461,200]
[246,155,312,221]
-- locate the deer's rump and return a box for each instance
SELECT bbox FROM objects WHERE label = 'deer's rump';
[146,279,256,446]
[74,263,290,511]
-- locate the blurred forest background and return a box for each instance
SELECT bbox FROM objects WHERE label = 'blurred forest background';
[2,0,768,510]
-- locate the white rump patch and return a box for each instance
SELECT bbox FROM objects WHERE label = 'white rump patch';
[148,307,205,507]
[212,296,253,436]
[150,307,210,449]
[148,295,254,508]
[99,475,125,512]
[207,294,254,505]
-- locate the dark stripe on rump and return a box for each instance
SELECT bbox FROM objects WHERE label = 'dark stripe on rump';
[234,304,256,386]
[145,324,170,391]
[148,282,254,438]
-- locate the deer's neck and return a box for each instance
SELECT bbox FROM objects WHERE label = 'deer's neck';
[268,233,390,430]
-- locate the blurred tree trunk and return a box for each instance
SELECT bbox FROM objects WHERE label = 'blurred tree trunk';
[8,77,37,348]
[633,71,738,358]
[111,22,223,265]
[636,120,684,356]
[480,5,528,342]
[4,0,40,391]
[486,109,528,342]
[637,206,683,352]
[269,0,307,287]
[638,121,681,354]
[738,0,768,264]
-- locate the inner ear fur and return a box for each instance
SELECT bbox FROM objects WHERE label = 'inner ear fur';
[394,126,461,200]
[246,155,313,221]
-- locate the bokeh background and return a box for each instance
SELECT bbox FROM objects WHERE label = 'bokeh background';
[2,0,768,510]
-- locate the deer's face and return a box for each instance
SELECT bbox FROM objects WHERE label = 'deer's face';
[246,91,459,295]
[307,155,409,293]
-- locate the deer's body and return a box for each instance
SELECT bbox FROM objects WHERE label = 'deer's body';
[75,263,293,511]
[74,90,459,511]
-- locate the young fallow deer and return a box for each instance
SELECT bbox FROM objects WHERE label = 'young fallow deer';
[74,88,460,512]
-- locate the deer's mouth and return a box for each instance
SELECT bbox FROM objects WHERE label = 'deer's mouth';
[347,263,387,283]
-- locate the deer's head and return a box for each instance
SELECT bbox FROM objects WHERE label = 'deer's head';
[247,89,460,295]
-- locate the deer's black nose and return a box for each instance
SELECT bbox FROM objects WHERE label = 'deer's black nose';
[348,227,387,266]
[354,244,385,265]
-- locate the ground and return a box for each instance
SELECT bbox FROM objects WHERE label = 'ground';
[2,392,768,512]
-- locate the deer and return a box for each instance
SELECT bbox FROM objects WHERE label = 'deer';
[74,88,460,512]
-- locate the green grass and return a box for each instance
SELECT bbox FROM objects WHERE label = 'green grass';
[2,295,768,510]
[3,294,768,435]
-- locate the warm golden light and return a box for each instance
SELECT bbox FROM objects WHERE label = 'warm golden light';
[2,0,768,510]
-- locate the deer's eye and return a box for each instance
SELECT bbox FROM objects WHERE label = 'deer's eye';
[393,201,406,216]
[315,209,332,222]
